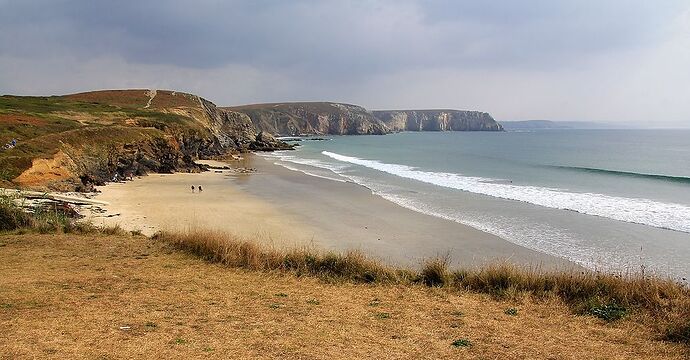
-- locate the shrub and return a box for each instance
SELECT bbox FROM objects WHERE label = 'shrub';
[585,301,628,322]
[419,256,450,287]
[505,308,518,316]
[0,194,33,231]
[663,321,690,344]
[451,339,472,347]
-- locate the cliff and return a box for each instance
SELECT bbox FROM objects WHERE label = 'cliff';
[229,103,503,135]
[226,102,388,136]
[372,110,503,132]
[0,90,290,191]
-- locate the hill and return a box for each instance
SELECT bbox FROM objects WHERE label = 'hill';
[0,90,289,191]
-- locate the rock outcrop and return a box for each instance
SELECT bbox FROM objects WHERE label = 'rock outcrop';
[372,110,503,132]
[226,102,388,136]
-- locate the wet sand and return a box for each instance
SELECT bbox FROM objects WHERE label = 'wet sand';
[91,155,577,270]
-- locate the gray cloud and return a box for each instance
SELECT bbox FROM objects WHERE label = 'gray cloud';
[1,0,689,126]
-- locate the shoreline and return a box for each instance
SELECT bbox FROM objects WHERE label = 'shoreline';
[88,154,578,270]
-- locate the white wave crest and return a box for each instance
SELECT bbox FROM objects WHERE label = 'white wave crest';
[322,151,690,233]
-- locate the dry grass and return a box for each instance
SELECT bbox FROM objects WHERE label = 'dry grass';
[1,233,687,359]
[156,229,408,284]
[155,230,690,347]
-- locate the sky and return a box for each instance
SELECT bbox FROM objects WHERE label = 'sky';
[1,0,689,126]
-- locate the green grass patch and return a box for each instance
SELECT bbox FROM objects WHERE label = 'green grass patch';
[585,301,628,322]
[451,338,472,347]
[375,312,391,319]
[504,308,518,316]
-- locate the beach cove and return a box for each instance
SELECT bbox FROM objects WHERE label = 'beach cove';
[90,155,576,270]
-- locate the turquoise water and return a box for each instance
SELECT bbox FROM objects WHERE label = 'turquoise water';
[261,130,690,279]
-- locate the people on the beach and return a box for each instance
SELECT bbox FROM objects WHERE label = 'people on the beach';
[191,185,195,193]
[198,185,203,193]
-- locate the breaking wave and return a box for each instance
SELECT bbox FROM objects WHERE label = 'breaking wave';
[322,151,690,233]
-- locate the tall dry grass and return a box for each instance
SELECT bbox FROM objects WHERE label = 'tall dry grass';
[154,229,690,345]
[155,229,410,283]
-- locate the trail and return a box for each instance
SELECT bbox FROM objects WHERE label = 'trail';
[144,89,157,109]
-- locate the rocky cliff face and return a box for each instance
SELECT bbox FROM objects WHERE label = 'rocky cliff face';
[372,110,503,132]
[226,102,388,136]
[0,90,292,191]
[228,103,503,136]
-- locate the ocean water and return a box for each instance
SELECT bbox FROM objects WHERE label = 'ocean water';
[261,130,690,279]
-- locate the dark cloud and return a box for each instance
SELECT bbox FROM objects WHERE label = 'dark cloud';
[0,0,689,125]
[3,0,684,70]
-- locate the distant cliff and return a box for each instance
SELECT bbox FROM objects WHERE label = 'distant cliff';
[228,103,503,135]
[372,110,503,132]
[226,102,387,136]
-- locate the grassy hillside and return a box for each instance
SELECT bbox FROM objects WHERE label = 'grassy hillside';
[0,196,687,357]
[0,90,274,191]
[1,232,687,359]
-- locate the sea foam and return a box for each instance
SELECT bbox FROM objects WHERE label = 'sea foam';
[322,151,690,233]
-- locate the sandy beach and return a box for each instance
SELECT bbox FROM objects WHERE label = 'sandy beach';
[90,155,576,270]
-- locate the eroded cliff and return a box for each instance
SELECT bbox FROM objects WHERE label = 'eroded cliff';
[372,110,503,132]
[226,102,388,136]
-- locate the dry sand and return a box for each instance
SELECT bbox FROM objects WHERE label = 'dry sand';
[89,163,317,248]
[90,155,576,270]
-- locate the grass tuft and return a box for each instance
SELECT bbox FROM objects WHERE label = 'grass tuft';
[505,308,518,316]
[154,230,401,284]
[585,301,628,322]
[375,312,391,319]
[451,338,472,347]
[419,256,450,287]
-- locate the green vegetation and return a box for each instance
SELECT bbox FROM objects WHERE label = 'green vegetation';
[451,339,472,347]
[586,301,628,322]
[375,312,391,319]
[504,308,519,316]
[0,192,125,235]
[0,92,208,186]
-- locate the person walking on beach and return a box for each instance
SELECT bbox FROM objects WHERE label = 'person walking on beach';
[198,185,203,193]
[191,185,195,193]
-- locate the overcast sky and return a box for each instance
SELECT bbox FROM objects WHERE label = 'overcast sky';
[1,0,689,126]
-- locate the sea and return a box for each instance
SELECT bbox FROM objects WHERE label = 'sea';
[260,129,690,279]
